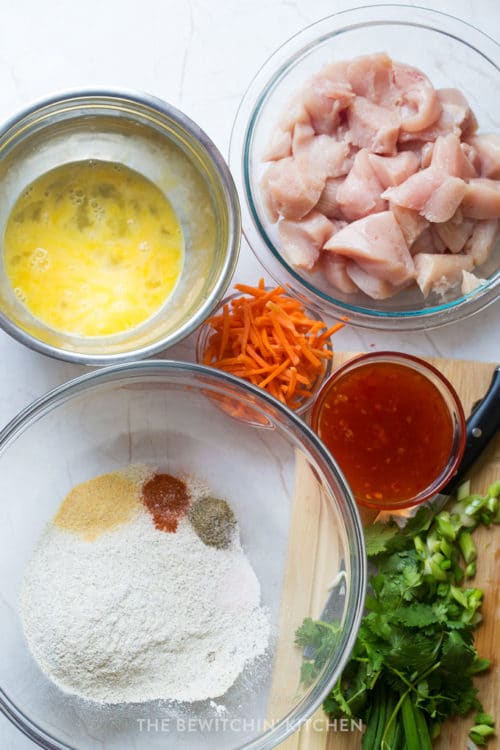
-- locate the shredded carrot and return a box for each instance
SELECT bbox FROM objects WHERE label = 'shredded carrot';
[200,280,345,411]
[286,367,298,399]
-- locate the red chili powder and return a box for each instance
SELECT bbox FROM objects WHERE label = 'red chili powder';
[142,473,190,532]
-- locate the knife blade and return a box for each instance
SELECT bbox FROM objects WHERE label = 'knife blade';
[417,364,500,516]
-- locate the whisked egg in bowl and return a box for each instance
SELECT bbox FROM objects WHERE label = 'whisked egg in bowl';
[0,90,240,364]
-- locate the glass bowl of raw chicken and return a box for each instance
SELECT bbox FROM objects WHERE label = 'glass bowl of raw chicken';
[230,5,500,330]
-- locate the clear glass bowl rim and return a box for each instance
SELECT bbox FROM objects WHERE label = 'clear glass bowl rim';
[194,288,335,417]
[230,3,500,331]
[310,350,467,510]
[0,359,367,750]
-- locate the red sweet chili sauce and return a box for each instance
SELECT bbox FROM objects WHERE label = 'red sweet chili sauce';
[142,473,190,532]
[313,360,457,509]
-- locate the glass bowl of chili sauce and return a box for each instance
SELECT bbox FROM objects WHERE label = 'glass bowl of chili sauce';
[311,352,466,511]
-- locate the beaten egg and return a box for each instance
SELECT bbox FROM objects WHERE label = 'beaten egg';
[3,160,184,337]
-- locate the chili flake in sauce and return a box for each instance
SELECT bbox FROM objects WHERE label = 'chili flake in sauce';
[315,361,455,508]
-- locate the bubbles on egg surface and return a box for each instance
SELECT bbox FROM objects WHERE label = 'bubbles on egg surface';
[14,287,27,303]
[4,158,184,338]
[89,199,105,220]
[68,186,84,207]
[30,247,50,272]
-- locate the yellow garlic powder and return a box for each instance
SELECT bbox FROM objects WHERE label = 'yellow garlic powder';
[54,465,153,541]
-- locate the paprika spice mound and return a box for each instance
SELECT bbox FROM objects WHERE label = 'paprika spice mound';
[142,473,190,532]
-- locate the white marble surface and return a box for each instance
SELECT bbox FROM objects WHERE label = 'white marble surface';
[0,0,498,747]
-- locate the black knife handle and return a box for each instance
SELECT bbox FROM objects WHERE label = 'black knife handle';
[441,366,500,496]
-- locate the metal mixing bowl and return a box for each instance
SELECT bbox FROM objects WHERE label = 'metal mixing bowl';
[0,90,240,363]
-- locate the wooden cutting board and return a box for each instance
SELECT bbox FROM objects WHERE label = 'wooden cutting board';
[271,354,499,750]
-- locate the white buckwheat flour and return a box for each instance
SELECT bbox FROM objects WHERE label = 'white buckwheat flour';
[19,474,270,704]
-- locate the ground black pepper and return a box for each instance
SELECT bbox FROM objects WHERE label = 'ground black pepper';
[189,496,237,549]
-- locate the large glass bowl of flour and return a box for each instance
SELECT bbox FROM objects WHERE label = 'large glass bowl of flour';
[0,361,365,750]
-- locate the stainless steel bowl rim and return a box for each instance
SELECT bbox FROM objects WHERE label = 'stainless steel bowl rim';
[0,88,241,365]
[0,359,367,750]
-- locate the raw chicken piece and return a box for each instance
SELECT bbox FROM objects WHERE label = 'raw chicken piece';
[414,253,474,297]
[261,156,325,221]
[382,167,439,210]
[466,134,500,179]
[346,261,406,299]
[461,270,486,294]
[321,60,351,83]
[262,54,497,306]
[330,120,354,144]
[433,212,475,253]
[424,177,467,223]
[316,178,345,219]
[278,211,335,270]
[261,170,280,223]
[460,144,479,177]
[347,96,400,155]
[392,63,441,133]
[390,204,429,247]
[437,89,478,137]
[431,134,477,179]
[461,179,500,220]
[324,211,415,285]
[464,219,498,265]
[346,53,394,103]
[263,91,310,160]
[275,93,311,134]
[302,77,355,134]
[368,151,420,188]
[295,134,353,178]
[409,228,443,256]
[461,142,480,171]
[336,149,387,221]
[319,252,358,293]
[399,140,434,167]
[429,226,447,254]
[421,142,434,168]
[382,168,465,223]
[262,129,292,161]
[292,122,316,153]
[398,88,477,143]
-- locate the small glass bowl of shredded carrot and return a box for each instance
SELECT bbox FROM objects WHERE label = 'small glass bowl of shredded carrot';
[196,280,345,415]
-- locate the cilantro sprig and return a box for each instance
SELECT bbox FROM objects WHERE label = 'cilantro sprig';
[296,480,499,748]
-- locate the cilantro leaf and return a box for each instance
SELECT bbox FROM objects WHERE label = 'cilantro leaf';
[364,522,400,557]
[295,479,498,746]
[391,602,444,628]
